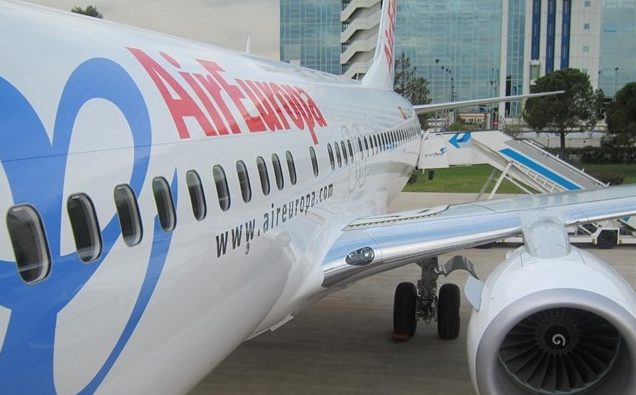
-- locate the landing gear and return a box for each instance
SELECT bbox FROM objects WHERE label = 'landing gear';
[393,282,417,340]
[437,283,460,340]
[392,256,477,341]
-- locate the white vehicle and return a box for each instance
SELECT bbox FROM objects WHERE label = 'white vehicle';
[0,1,634,394]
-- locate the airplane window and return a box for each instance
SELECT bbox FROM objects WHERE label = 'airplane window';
[347,139,354,162]
[114,184,143,247]
[364,136,370,156]
[67,193,102,262]
[309,146,319,177]
[327,143,335,170]
[6,205,51,283]
[286,151,297,185]
[334,141,342,167]
[186,170,207,221]
[213,165,231,211]
[257,156,270,196]
[357,138,363,159]
[153,177,176,232]
[341,141,348,165]
[272,154,284,190]
[236,160,252,203]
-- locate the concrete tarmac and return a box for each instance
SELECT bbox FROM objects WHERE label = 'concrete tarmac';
[190,193,636,395]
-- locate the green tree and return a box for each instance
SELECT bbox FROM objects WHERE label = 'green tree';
[523,68,603,158]
[605,81,636,148]
[71,5,103,18]
[394,53,431,126]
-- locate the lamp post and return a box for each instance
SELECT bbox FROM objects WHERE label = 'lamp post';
[613,66,620,101]
[434,59,439,103]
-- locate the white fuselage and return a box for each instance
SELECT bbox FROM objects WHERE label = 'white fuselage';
[0,2,419,393]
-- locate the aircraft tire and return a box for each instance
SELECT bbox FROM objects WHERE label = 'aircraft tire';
[437,283,460,340]
[393,282,417,339]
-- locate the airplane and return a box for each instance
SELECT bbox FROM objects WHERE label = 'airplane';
[0,0,634,394]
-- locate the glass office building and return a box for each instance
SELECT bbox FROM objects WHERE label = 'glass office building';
[599,0,636,97]
[281,0,636,110]
[396,0,502,104]
[280,0,342,75]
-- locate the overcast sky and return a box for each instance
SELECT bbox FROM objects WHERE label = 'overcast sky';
[24,0,280,59]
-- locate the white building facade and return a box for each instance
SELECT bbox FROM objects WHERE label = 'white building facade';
[340,0,382,80]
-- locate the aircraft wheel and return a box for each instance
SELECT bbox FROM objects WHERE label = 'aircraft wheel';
[437,283,460,340]
[393,282,417,340]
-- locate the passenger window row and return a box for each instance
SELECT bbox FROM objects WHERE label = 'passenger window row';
[329,126,418,168]
[5,128,419,285]
[5,142,344,285]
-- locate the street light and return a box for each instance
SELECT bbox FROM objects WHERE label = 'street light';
[434,59,439,103]
[613,66,620,101]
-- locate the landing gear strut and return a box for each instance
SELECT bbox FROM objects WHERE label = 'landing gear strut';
[392,256,477,341]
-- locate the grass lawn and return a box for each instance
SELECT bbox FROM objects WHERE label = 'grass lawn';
[403,163,636,193]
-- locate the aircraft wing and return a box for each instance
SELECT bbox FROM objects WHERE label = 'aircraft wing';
[321,185,636,288]
[412,91,564,115]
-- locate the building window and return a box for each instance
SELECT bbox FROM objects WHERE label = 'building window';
[272,153,284,190]
[256,156,270,196]
[7,205,51,283]
[309,146,319,176]
[213,165,231,211]
[186,170,207,221]
[584,1,590,7]
[357,138,363,159]
[286,151,297,185]
[334,141,342,167]
[236,160,252,203]
[114,184,143,247]
[153,177,176,232]
[327,143,335,170]
[583,22,590,31]
[67,193,102,262]
[364,136,370,155]
[583,45,589,53]
[373,135,379,153]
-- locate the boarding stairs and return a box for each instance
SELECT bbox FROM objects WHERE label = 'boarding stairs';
[417,130,636,247]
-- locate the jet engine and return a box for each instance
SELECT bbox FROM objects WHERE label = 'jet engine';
[466,217,636,395]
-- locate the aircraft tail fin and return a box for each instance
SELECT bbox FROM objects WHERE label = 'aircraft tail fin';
[361,0,397,90]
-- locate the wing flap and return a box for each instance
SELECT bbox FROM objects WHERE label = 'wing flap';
[322,185,636,288]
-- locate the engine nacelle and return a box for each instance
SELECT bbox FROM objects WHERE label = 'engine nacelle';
[467,245,636,394]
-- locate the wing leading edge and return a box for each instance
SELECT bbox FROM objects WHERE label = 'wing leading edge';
[413,91,564,115]
[321,185,636,288]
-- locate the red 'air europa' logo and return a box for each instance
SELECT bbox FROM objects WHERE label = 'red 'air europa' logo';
[128,48,327,144]
[383,0,397,71]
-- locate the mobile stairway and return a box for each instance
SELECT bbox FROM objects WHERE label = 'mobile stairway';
[417,129,636,248]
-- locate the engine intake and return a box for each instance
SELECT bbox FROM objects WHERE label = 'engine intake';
[499,308,623,394]
[466,246,636,395]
